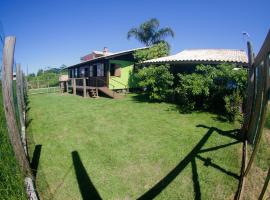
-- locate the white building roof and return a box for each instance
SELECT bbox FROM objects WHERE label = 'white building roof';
[143,49,248,65]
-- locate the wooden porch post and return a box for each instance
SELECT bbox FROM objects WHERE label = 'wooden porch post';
[106,61,110,87]
[83,78,86,98]
[73,78,76,95]
[66,81,69,93]
[60,82,64,93]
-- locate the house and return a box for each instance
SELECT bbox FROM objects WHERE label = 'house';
[142,49,249,73]
[80,47,112,62]
[65,47,147,98]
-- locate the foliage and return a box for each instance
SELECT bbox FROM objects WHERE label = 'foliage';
[133,42,169,63]
[175,73,212,112]
[175,64,247,120]
[127,18,174,46]
[224,90,243,122]
[136,65,174,101]
[0,83,26,199]
[27,66,67,88]
[265,111,270,129]
[28,93,241,200]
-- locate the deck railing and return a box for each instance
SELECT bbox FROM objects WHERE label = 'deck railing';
[68,77,107,88]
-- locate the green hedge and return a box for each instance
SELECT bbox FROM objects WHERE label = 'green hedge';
[0,82,26,199]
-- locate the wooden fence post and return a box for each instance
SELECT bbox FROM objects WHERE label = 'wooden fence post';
[20,71,26,113]
[16,64,24,126]
[1,36,33,178]
[258,167,270,199]
[16,64,28,155]
[83,78,86,98]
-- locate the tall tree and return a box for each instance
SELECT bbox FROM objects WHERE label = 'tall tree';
[127,18,174,46]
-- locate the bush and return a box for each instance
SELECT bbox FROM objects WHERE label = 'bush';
[175,64,247,121]
[224,90,243,122]
[175,72,212,111]
[136,65,174,101]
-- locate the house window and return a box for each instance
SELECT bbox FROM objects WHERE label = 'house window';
[110,64,116,76]
[85,67,89,77]
[80,67,85,77]
[75,68,78,77]
[97,63,104,77]
[89,66,93,77]
[110,63,121,77]
[69,69,72,78]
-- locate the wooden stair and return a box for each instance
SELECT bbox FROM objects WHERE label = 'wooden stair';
[89,88,98,98]
[98,87,122,99]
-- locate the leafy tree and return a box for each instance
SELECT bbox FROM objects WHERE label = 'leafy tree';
[28,73,35,77]
[175,63,247,121]
[224,90,243,122]
[127,18,174,46]
[136,65,174,101]
[133,42,169,63]
[27,65,67,88]
[37,69,44,76]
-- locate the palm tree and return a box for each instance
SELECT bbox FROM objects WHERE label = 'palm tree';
[127,18,174,46]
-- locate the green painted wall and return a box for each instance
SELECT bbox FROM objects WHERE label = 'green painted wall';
[108,60,138,90]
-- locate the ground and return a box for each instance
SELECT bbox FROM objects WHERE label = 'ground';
[243,115,270,200]
[27,93,243,200]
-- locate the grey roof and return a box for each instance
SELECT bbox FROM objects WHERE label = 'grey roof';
[143,49,248,65]
[67,47,148,69]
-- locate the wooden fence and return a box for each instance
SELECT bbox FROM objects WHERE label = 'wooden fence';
[28,78,60,95]
[237,31,270,200]
[1,36,38,199]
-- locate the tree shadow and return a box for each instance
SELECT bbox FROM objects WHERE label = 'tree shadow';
[71,151,102,200]
[25,118,33,128]
[130,92,152,103]
[138,125,242,200]
[31,144,42,177]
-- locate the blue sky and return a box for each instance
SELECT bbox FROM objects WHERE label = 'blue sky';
[0,0,269,74]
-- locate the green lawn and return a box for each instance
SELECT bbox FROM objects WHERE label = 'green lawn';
[0,83,26,200]
[27,93,243,200]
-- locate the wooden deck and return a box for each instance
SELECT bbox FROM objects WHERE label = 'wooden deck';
[62,77,122,99]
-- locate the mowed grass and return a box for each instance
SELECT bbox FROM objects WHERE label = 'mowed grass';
[28,93,242,200]
[0,83,26,200]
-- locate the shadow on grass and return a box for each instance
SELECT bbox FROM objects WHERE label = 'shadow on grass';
[30,144,42,177]
[66,125,242,200]
[72,151,102,200]
[138,125,242,200]
[130,92,151,103]
[130,93,231,122]
[26,118,33,128]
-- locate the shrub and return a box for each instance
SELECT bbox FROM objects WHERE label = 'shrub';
[136,65,174,101]
[224,90,243,122]
[175,64,247,121]
[175,72,212,111]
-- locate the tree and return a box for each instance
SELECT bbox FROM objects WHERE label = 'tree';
[127,18,174,46]
[175,63,247,121]
[136,65,174,101]
[37,69,43,76]
[133,42,169,62]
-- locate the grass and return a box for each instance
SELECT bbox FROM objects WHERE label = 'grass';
[0,83,26,200]
[243,108,270,200]
[27,93,243,200]
[264,109,270,129]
